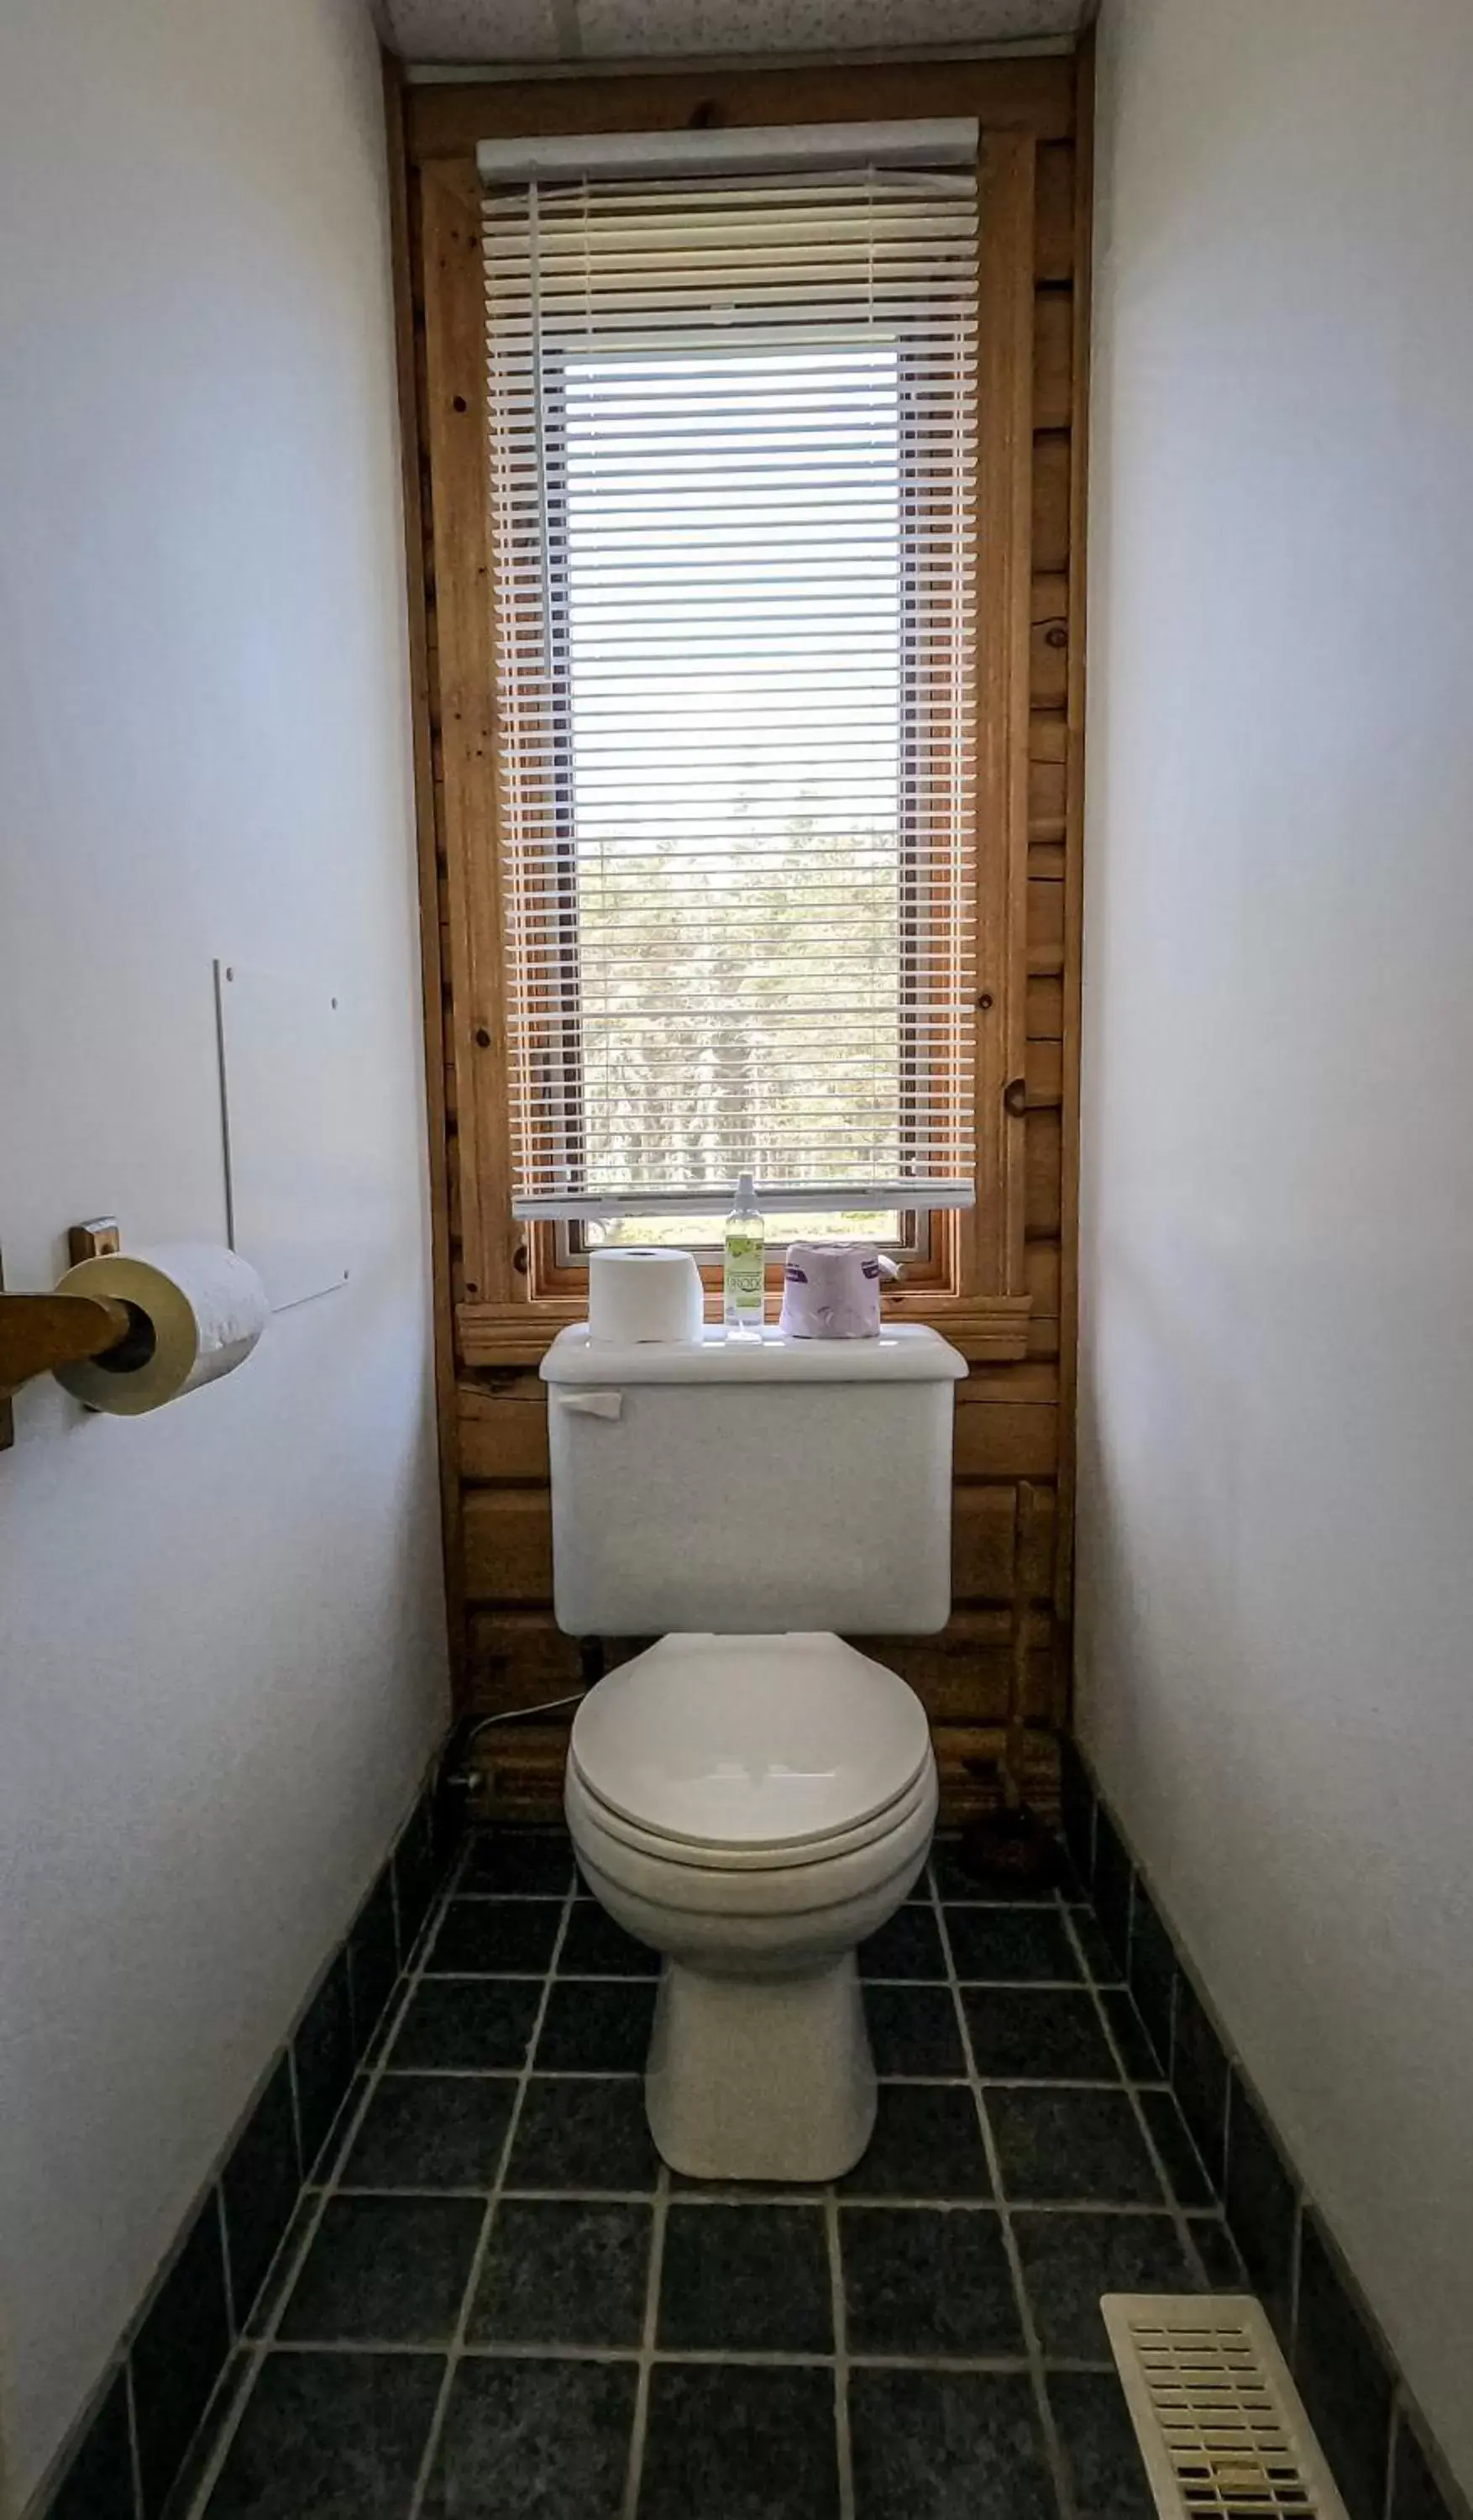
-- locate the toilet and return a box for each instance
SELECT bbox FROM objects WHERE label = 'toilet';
[541,1320,967,2182]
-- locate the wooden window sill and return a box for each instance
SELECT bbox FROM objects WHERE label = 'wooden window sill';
[455,1292,1031,1369]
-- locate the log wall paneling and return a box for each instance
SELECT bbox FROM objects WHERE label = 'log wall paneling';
[406,56,1077,159]
[464,1484,553,1604]
[1034,141,1077,283]
[1027,1039,1064,1105]
[385,59,465,1688]
[1028,878,1066,974]
[1054,31,1095,1625]
[951,1485,1020,1604]
[1033,292,1074,431]
[1031,433,1072,575]
[1028,974,1065,1039]
[1030,577,1070,711]
[459,1384,551,1484]
[1025,1111,1066,1242]
[396,46,1092,1821]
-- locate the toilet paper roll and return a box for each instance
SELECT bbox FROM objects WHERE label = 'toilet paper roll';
[588,1247,704,1345]
[53,1244,268,1415]
[778,1242,893,1339]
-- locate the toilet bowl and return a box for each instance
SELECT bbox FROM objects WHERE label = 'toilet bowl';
[564,1631,938,2182]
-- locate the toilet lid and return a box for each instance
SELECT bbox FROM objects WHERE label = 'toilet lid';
[568,1633,931,1855]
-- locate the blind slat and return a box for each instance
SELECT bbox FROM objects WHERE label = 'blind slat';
[484,161,978,1221]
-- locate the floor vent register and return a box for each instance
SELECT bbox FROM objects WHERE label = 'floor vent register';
[1103,2294,1351,2520]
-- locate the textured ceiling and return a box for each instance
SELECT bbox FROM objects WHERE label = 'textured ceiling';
[382,0,1088,68]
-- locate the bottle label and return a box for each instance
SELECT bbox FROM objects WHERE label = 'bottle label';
[724,1233,764,1308]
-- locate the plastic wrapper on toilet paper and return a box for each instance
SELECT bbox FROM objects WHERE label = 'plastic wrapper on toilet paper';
[778,1242,893,1339]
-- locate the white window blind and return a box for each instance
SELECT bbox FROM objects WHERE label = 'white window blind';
[482,148,979,1222]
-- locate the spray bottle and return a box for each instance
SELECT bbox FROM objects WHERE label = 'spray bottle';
[722,1172,765,1337]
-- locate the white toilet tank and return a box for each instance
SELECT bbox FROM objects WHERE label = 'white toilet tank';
[540,1322,967,1637]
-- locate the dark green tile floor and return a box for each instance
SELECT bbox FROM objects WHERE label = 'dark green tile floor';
[181,1828,1240,2519]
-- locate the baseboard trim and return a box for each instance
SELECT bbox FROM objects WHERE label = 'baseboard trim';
[1061,1736,1470,2520]
[31,1751,460,2520]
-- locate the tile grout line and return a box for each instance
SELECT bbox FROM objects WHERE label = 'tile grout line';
[124,2358,146,2520]
[1381,2392,1402,2520]
[180,1840,474,2520]
[181,2080,395,2517]
[387,1854,405,1976]
[246,2337,1118,2372]
[1056,1902,1222,2292]
[619,2158,670,2520]
[824,2176,856,2520]
[926,1860,1080,2520]
[359,2065,1182,2089]
[214,2184,238,2344]
[453,1891,1064,1908]
[370,2063,641,2082]
[1208,2034,1233,2197]
[288,2181,1224,2218]
[284,2041,307,2188]
[405,1860,583,2520]
[406,1969,1123,1992]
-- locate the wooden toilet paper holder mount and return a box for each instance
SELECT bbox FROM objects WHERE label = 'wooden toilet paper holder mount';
[0,1219,130,1445]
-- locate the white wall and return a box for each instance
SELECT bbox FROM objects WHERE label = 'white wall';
[1080,0,1473,2489]
[0,0,448,2499]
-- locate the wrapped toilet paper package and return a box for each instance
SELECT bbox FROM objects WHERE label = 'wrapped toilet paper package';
[588,1246,704,1345]
[53,1243,268,1415]
[778,1242,899,1340]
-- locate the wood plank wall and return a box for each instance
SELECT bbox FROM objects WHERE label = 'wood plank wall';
[395,47,1091,1822]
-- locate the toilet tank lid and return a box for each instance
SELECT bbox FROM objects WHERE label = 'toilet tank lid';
[541,1322,967,1387]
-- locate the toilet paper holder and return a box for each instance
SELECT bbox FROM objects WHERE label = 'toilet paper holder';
[2,1221,153,1447]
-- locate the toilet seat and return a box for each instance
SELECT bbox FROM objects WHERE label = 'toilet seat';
[569,1756,937,1926]
[568,1631,930,1868]
[563,1628,939,2181]
[568,1754,936,1878]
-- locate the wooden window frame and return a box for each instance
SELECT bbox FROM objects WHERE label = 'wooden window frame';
[406,60,1048,1368]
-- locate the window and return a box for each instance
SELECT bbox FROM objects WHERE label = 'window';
[575,1207,920,1263]
[481,145,979,1227]
[413,93,1042,1362]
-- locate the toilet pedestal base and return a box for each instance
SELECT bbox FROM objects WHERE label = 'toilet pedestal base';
[644,1949,877,2183]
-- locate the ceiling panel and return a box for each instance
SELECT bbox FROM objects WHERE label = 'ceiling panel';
[385,0,1087,65]
[574,0,1080,57]
[386,0,562,60]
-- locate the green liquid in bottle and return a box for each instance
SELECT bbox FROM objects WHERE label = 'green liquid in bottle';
[722,1172,765,1337]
